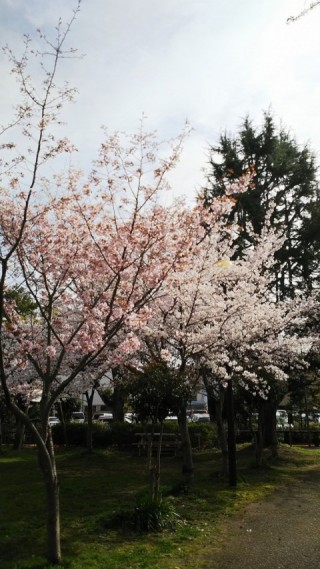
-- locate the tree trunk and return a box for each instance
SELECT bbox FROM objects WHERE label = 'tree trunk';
[85,389,95,453]
[146,423,155,473]
[227,380,237,487]
[57,400,68,446]
[215,386,228,477]
[261,396,278,457]
[38,429,61,565]
[304,387,311,447]
[178,404,194,487]
[254,414,264,468]
[153,422,163,500]
[12,418,25,450]
[201,368,228,476]
[112,383,125,422]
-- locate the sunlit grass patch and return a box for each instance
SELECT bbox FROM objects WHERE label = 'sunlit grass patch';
[1,443,319,568]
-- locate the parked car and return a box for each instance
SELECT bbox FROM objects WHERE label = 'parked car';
[189,413,211,423]
[94,412,113,423]
[71,411,85,423]
[48,416,60,426]
[124,412,137,423]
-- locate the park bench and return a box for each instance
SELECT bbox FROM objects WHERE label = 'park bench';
[133,431,203,455]
[133,432,181,456]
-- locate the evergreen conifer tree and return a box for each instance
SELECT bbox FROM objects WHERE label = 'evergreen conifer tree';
[203,112,319,299]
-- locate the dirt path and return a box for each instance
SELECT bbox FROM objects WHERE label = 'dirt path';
[202,468,320,569]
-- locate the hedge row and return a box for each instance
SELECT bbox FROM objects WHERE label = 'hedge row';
[51,420,218,449]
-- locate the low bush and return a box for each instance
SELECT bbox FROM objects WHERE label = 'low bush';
[51,420,218,449]
[282,429,320,446]
[188,422,218,448]
[100,494,182,533]
[133,494,181,532]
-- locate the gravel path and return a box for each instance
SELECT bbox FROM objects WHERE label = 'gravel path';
[203,468,320,569]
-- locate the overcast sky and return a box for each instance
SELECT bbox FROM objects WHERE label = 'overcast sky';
[1,0,320,202]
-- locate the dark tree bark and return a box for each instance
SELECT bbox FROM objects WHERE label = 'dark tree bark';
[12,418,25,450]
[201,368,228,476]
[214,386,228,477]
[57,400,68,446]
[149,422,163,500]
[85,389,95,453]
[178,403,194,487]
[254,414,264,468]
[112,383,125,422]
[260,396,278,457]
[227,380,237,487]
[38,429,61,565]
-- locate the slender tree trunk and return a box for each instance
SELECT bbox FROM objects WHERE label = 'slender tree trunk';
[57,400,68,446]
[178,404,194,487]
[146,423,156,497]
[227,380,237,487]
[215,386,228,476]
[201,368,228,476]
[1,379,62,563]
[153,422,163,500]
[112,383,125,422]
[261,397,278,457]
[38,429,61,565]
[254,414,263,468]
[304,387,311,447]
[146,423,155,473]
[85,389,95,453]
[12,418,25,450]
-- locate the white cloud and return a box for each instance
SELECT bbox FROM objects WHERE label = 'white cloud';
[1,0,320,197]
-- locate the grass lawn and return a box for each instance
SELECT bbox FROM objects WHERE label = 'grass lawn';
[0,443,319,569]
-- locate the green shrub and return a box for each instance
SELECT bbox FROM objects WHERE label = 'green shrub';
[187,422,218,448]
[133,494,181,532]
[100,495,182,533]
[52,422,87,446]
[52,419,218,449]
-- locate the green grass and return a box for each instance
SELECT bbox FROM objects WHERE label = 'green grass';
[0,443,319,569]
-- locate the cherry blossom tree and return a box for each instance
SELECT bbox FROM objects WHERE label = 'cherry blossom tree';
[0,10,198,563]
[0,7,83,563]
[135,203,315,485]
[1,131,203,561]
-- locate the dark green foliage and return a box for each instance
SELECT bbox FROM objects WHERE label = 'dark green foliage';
[51,422,87,446]
[57,397,82,423]
[285,349,320,425]
[280,429,320,446]
[203,112,320,298]
[51,420,218,449]
[52,421,136,448]
[187,422,218,448]
[4,286,37,316]
[129,362,191,423]
[133,494,181,532]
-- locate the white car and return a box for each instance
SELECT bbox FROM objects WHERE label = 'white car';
[124,413,136,423]
[48,416,60,426]
[189,413,211,423]
[95,412,113,423]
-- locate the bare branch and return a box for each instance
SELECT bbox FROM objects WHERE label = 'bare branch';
[287,1,320,23]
